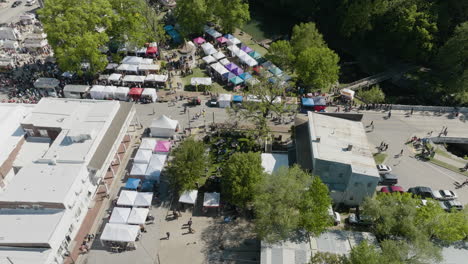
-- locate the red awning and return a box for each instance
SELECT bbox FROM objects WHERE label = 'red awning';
[146,46,158,54]
[252,66,262,73]
[129,87,144,96]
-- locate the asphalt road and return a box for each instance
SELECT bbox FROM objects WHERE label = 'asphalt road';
[0,0,39,24]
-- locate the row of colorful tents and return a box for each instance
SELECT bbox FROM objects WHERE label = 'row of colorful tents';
[89,86,157,102]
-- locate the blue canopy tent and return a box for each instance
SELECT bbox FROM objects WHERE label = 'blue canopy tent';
[239,72,252,80]
[125,178,141,190]
[222,72,236,80]
[167,29,182,44]
[229,76,244,85]
[224,34,235,39]
[141,180,155,192]
[302,97,315,107]
[232,95,243,103]
[248,51,262,60]
[164,25,174,31]
[269,67,283,76]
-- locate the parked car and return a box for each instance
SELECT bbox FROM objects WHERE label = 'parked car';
[378,174,398,185]
[187,96,201,106]
[12,1,22,7]
[408,186,434,199]
[432,190,457,201]
[376,164,392,175]
[380,186,404,193]
[346,213,372,226]
[208,98,218,107]
[328,206,341,226]
[26,0,35,6]
[439,200,464,212]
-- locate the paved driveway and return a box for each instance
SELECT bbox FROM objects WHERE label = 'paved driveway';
[0,1,39,24]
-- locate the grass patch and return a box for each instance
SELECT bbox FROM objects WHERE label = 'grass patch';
[234,29,268,55]
[181,68,230,94]
[429,158,468,177]
[373,153,388,164]
[434,148,453,159]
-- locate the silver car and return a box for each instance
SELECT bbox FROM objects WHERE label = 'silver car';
[432,190,457,201]
[376,164,392,175]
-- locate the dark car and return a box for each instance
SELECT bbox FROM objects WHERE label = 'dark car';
[12,1,22,7]
[346,213,373,226]
[378,174,398,185]
[208,98,218,107]
[187,96,201,106]
[408,186,434,199]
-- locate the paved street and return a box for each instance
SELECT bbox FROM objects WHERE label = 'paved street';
[0,0,39,24]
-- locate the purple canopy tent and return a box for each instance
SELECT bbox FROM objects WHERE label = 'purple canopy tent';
[154,141,171,153]
[225,63,239,72]
[231,67,244,75]
[241,45,253,53]
[193,37,206,45]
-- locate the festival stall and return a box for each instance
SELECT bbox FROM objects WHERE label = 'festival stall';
[203,192,220,208]
[219,58,230,66]
[145,74,168,83]
[150,115,179,138]
[108,73,122,83]
[128,87,144,101]
[340,88,355,100]
[115,87,130,101]
[134,192,153,207]
[34,78,59,97]
[218,93,232,108]
[145,153,168,182]
[117,190,138,206]
[127,208,150,225]
[146,46,158,58]
[204,26,222,39]
[122,56,143,65]
[210,62,229,76]
[190,77,212,86]
[193,37,206,45]
[138,64,160,74]
[202,55,216,64]
[117,64,138,73]
[123,75,146,84]
[134,149,152,164]
[63,85,90,99]
[130,163,149,177]
[232,95,243,104]
[109,207,131,224]
[100,223,140,243]
[141,88,157,103]
[90,85,106,100]
[140,138,158,150]
[201,42,216,55]
[212,51,226,60]
[179,190,198,205]
[154,140,171,153]
[125,178,141,190]
[103,85,117,99]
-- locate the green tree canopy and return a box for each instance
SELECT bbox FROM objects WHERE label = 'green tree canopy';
[213,0,250,33]
[221,152,264,208]
[296,46,340,91]
[39,0,115,75]
[253,165,332,243]
[348,241,381,264]
[290,22,326,55]
[310,252,348,264]
[357,85,385,103]
[174,0,209,37]
[267,40,296,70]
[435,22,468,95]
[166,137,208,193]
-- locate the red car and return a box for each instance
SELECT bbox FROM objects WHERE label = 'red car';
[380,186,404,193]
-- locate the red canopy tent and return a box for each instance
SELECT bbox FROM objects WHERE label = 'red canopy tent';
[129,87,144,100]
[146,46,158,56]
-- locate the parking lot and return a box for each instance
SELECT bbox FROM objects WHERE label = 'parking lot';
[361,110,468,205]
[0,0,39,24]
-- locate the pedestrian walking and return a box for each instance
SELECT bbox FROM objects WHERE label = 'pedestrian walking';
[400,149,404,156]
[188,218,192,228]
[166,232,170,240]
[388,111,392,118]
[370,121,374,126]
[410,108,414,115]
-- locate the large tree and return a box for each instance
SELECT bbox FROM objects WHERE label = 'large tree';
[435,22,468,96]
[266,40,295,70]
[39,0,115,75]
[221,152,264,208]
[212,0,250,33]
[253,166,332,243]
[290,22,325,55]
[166,137,208,193]
[296,46,340,91]
[357,85,385,103]
[174,0,208,37]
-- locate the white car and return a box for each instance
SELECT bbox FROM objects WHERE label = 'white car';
[26,0,36,6]
[328,206,341,225]
[432,190,457,201]
[376,164,392,175]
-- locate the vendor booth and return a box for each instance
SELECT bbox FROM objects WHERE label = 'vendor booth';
[134,149,152,164]
[90,85,106,100]
[146,46,158,58]
[141,88,157,103]
[140,138,157,150]
[138,64,160,74]
[191,77,212,86]
[122,56,143,65]
[109,207,131,224]
[103,85,117,99]
[125,178,141,190]
[100,223,140,242]
[154,140,171,153]
[179,190,198,205]
[145,153,168,182]
[130,163,149,177]
[202,55,216,64]
[218,94,232,108]
[34,78,59,97]
[108,73,122,83]
[340,88,355,100]
[127,208,150,225]
[150,115,179,138]
[212,51,226,60]
[145,74,168,83]
[123,75,146,85]
[203,192,220,208]
[129,87,144,101]
[134,192,153,207]
[201,43,216,55]
[63,85,90,99]
[117,190,138,206]
[115,87,130,101]
[232,95,243,105]
[117,64,138,73]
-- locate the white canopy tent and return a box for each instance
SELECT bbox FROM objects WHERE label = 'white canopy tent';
[340,88,355,99]
[142,88,157,103]
[140,58,154,65]
[122,56,143,65]
[203,192,220,207]
[191,77,212,86]
[226,38,241,46]
[201,43,216,55]
[90,85,106,100]
[140,138,157,150]
[212,51,226,60]
[100,223,140,242]
[219,58,230,66]
[109,207,131,224]
[210,62,229,75]
[145,153,168,182]
[130,163,149,176]
[108,73,122,82]
[218,93,232,108]
[106,63,119,70]
[117,64,138,73]
[179,190,198,205]
[138,64,160,72]
[134,149,152,164]
[103,86,117,99]
[127,208,150,225]
[145,74,168,82]
[134,192,153,207]
[117,190,138,206]
[150,115,179,138]
[123,75,146,83]
[202,55,216,64]
[246,94,261,103]
[115,87,129,101]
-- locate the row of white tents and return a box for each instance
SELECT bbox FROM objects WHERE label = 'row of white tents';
[89,85,157,102]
